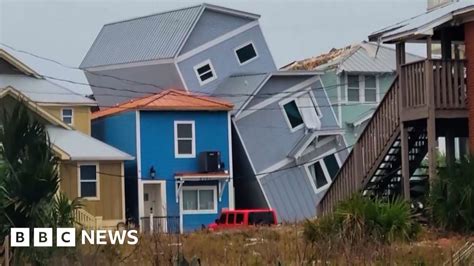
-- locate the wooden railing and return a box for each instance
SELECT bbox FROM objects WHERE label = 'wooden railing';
[401,59,467,110]
[319,77,401,215]
[74,208,103,230]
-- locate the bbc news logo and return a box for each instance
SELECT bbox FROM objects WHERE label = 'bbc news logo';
[10,228,138,247]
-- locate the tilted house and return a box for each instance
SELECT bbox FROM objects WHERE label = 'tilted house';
[0,46,133,228]
[92,89,234,232]
[320,1,474,214]
[284,41,422,146]
[81,3,348,223]
[79,3,277,106]
[214,72,348,221]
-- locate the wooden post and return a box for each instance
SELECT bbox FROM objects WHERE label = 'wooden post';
[401,122,411,200]
[440,29,452,60]
[426,36,438,183]
[446,131,456,168]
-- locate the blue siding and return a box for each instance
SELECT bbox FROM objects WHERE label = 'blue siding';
[91,111,138,219]
[178,25,276,94]
[140,110,231,231]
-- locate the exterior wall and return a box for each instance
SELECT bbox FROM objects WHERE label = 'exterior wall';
[177,25,276,94]
[179,9,254,54]
[85,63,184,108]
[465,21,474,152]
[42,105,91,134]
[236,78,339,173]
[59,161,125,222]
[139,110,231,231]
[91,111,138,220]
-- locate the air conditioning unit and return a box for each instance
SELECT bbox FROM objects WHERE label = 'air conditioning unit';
[199,151,221,173]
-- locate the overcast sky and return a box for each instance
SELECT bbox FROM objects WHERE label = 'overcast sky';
[1,0,428,93]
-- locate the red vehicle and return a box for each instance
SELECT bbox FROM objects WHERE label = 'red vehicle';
[208,209,277,230]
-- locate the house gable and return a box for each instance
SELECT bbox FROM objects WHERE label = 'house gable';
[0,49,40,77]
[179,8,256,55]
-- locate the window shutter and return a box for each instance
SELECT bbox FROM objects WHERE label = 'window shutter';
[297,95,321,130]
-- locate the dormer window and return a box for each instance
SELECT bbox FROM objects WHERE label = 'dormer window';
[235,42,258,65]
[61,108,73,125]
[194,59,217,86]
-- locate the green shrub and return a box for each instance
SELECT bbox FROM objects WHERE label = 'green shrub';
[305,195,420,245]
[430,157,474,231]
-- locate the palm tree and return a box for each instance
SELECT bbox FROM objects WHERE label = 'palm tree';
[0,102,81,263]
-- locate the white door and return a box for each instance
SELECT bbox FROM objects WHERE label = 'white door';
[143,183,165,232]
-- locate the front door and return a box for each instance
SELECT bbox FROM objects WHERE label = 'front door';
[143,183,165,232]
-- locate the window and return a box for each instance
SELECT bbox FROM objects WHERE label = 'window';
[182,187,217,213]
[61,108,73,125]
[235,42,258,65]
[194,60,217,85]
[174,121,195,158]
[79,164,99,199]
[306,152,341,193]
[365,75,377,102]
[282,100,304,129]
[236,213,244,224]
[248,212,275,225]
[227,213,235,224]
[308,161,329,190]
[324,154,340,180]
[347,75,360,102]
[281,91,322,131]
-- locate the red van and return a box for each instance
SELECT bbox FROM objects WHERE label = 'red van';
[208,209,277,230]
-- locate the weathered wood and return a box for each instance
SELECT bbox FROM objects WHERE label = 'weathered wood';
[401,123,410,200]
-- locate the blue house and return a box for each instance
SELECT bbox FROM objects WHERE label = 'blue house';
[92,89,234,232]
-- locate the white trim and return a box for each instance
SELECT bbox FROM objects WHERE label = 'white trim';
[279,97,305,133]
[141,180,168,232]
[353,113,374,127]
[136,111,144,229]
[84,58,175,72]
[304,148,342,194]
[77,162,100,201]
[121,162,126,222]
[177,21,259,62]
[39,102,96,107]
[256,157,293,180]
[345,73,380,103]
[308,89,323,119]
[236,76,320,121]
[180,185,218,214]
[337,75,343,127]
[174,61,189,92]
[203,3,260,20]
[227,112,235,210]
[193,59,217,86]
[234,41,259,66]
[174,121,196,158]
[61,108,74,126]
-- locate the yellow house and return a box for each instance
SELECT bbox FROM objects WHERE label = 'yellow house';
[0,46,133,228]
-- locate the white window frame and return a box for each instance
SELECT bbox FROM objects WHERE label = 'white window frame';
[77,162,100,200]
[234,41,259,66]
[61,108,74,125]
[181,186,218,214]
[279,97,305,133]
[279,89,323,132]
[193,59,217,86]
[304,149,342,194]
[174,121,196,158]
[345,74,380,103]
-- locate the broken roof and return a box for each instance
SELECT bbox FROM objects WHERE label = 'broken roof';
[284,41,423,74]
[369,1,474,43]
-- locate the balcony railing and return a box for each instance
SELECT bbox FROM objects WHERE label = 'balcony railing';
[401,59,467,110]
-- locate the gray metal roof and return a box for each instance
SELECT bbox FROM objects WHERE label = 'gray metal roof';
[212,73,269,114]
[46,125,134,161]
[0,74,96,105]
[80,4,260,69]
[369,1,474,43]
[318,42,423,74]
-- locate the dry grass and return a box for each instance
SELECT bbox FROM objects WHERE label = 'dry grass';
[44,225,473,265]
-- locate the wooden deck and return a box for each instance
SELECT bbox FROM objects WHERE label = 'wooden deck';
[319,59,468,215]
